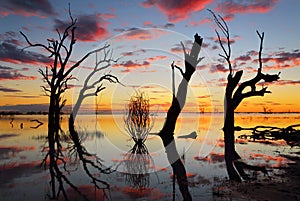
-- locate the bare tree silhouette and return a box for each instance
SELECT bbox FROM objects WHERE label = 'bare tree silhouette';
[158,33,203,201]
[209,10,280,181]
[20,6,117,200]
[71,48,120,120]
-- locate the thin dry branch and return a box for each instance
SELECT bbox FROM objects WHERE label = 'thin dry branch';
[208,9,232,75]
[20,31,54,54]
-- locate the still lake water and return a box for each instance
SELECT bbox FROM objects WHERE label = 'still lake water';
[0,113,299,200]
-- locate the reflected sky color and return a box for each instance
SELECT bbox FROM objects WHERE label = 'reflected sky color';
[0,0,299,113]
[0,113,299,200]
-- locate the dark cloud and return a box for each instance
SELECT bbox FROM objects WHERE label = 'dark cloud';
[253,49,300,70]
[206,36,239,44]
[115,28,167,41]
[113,28,126,33]
[0,103,71,113]
[0,0,55,17]
[0,42,52,65]
[170,40,194,53]
[210,64,228,73]
[0,65,36,80]
[143,21,175,29]
[0,86,22,92]
[54,13,110,42]
[164,23,175,28]
[0,31,23,46]
[121,49,146,57]
[114,60,151,69]
[235,55,251,61]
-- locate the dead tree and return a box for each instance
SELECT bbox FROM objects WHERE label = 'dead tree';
[209,10,280,181]
[158,33,203,201]
[71,49,120,120]
[20,7,114,200]
[124,91,153,144]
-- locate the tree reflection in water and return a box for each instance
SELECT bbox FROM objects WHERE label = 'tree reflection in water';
[123,140,153,189]
[39,115,113,201]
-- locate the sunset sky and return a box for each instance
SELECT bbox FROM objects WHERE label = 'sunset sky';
[0,0,299,113]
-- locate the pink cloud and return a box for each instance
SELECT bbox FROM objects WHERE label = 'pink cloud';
[146,55,167,61]
[141,0,213,22]
[189,18,211,26]
[215,0,278,20]
[143,21,153,26]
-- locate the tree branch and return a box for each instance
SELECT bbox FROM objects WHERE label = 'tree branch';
[20,31,54,55]
[208,9,232,75]
[234,87,271,109]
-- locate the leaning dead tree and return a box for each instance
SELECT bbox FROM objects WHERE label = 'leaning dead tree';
[209,10,280,181]
[158,34,203,201]
[20,7,117,200]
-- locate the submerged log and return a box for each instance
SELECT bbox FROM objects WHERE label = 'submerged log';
[237,124,300,144]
